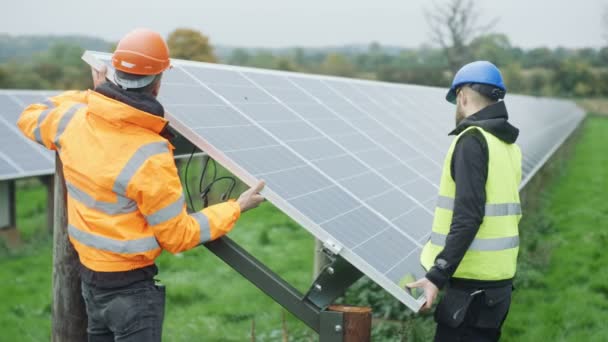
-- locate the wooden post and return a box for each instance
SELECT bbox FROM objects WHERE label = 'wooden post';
[328,305,372,342]
[51,155,87,341]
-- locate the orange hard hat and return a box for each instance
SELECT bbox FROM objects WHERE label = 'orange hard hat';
[112,28,171,76]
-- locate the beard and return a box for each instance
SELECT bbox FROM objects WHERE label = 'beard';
[455,104,466,126]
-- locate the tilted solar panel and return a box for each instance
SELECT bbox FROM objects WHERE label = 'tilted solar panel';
[83,51,585,312]
[0,90,58,181]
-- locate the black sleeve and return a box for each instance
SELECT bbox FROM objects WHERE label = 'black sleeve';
[425,131,488,289]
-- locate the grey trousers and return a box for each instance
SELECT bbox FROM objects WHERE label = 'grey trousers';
[81,280,166,342]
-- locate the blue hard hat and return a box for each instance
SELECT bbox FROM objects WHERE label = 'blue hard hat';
[446,61,506,104]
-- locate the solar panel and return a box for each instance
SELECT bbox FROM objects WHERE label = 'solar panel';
[83,51,585,312]
[0,90,58,181]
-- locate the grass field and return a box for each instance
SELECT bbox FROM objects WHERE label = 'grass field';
[502,115,608,341]
[1,115,607,341]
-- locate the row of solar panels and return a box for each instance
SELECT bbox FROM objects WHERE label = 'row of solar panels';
[1,53,586,311]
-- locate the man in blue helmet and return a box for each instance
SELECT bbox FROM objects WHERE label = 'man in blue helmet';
[408,61,522,341]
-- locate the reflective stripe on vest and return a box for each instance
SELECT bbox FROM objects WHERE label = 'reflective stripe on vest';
[144,194,185,226]
[112,141,169,195]
[55,103,86,149]
[436,196,522,216]
[68,224,160,254]
[33,108,52,145]
[192,212,212,244]
[144,196,212,244]
[430,232,519,251]
[67,182,137,215]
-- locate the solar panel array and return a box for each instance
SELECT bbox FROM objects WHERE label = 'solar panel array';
[0,90,58,181]
[84,51,585,311]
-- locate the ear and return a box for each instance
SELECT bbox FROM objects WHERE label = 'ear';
[459,89,467,107]
[152,80,161,97]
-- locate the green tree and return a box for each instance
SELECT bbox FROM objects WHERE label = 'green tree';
[501,63,525,94]
[0,65,9,87]
[249,51,280,69]
[2,42,92,90]
[553,59,594,97]
[527,69,555,96]
[523,47,560,69]
[167,28,217,63]
[291,48,307,68]
[228,48,251,66]
[469,33,514,66]
[598,47,608,65]
[321,53,356,77]
[273,57,298,71]
[34,43,90,89]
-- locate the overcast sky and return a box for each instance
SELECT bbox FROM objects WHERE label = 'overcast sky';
[1,0,605,48]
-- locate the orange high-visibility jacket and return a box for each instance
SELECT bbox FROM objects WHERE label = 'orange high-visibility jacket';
[17,90,240,272]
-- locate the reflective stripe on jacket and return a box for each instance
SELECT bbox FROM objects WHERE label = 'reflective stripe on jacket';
[420,126,522,281]
[18,90,240,272]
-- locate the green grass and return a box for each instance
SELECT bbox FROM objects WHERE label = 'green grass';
[2,116,607,341]
[0,179,53,341]
[503,115,608,341]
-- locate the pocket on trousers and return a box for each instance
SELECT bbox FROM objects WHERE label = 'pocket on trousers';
[154,284,166,319]
[434,287,476,328]
[103,287,150,334]
[474,286,512,329]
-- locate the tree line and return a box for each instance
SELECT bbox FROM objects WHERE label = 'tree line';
[0,28,605,99]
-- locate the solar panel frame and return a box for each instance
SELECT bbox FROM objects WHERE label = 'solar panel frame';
[83,51,585,312]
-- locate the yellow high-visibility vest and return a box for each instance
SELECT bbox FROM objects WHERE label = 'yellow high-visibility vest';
[420,126,522,281]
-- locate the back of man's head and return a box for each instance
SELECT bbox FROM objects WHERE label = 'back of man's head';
[111,28,171,96]
[114,70,162,95]
[463,86,498,108]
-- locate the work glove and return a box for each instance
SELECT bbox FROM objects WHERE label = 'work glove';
[237,180,265,213]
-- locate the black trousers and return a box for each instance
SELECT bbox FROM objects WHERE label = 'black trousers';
[81,279,166,342]
[434,285,512,342]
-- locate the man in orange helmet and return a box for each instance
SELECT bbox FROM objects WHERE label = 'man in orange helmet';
[17,28,265,341]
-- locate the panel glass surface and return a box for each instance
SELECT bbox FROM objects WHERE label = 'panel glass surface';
[0,91,56,181]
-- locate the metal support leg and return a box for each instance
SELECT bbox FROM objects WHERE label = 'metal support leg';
[319,310,344,342]
[305,251,363,309]
[203,236,374,341]
[204,236,322,332]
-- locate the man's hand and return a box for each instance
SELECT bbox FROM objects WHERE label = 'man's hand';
[91,65,107,88]
[237,180,265,213]
[406,277,439,311]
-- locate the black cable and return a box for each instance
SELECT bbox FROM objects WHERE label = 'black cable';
[198,156,211,199]
[198,155,237,207]
[184,146,196,212]
[211,159,217,181]
[200,176,237,205]
[198,156,211,208]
